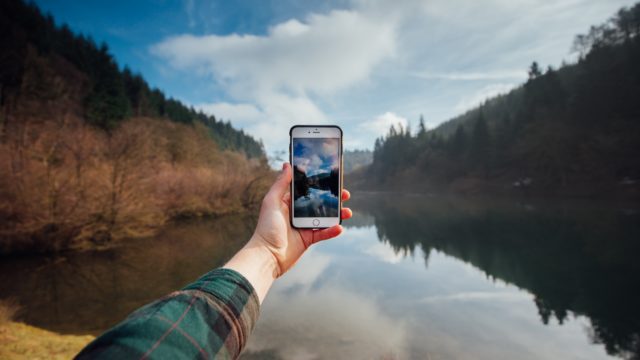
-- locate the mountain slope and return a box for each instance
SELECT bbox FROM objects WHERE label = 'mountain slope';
[360,3,640,198]
[0,0,264,158]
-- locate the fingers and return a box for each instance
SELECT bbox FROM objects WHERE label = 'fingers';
[341,189,351,202]
[309,225,343,245]
[266,163,292,201]
[340,190,352,220]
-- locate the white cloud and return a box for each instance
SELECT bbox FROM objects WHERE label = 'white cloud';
[362,111,408,136]
[153,8,396,153]
[152,12,396,93]
[454,83,517,113]
[251,284,408,359]
[364,242,406,264]
[413,70,527,81]
[196,95,327,150]
[420,291,532,303]
[277,248,331,290]
[153,0,637,156]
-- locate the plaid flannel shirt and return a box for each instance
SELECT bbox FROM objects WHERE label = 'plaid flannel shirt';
[75,268,260,359]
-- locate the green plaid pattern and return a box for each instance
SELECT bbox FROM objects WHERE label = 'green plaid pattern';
[75,268,260,359]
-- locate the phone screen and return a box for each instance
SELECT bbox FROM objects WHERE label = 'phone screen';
[292,137,341,218]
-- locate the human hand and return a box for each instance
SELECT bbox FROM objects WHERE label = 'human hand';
[251,162,352,277]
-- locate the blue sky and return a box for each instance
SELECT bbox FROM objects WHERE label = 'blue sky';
[34,0,637,156]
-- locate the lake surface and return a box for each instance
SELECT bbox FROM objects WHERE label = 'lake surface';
[1,193,639,359]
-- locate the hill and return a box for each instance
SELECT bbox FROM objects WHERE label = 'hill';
[343,149,373,174]
[0,0,272,254]
[358,3,640,198]
[0,0,264,158]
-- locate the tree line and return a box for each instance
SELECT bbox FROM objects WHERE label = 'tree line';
[0,0,264,158]
[367,3,640,196]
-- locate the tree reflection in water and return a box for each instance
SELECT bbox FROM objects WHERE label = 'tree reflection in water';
[349,194,640,359]
[0,214,255,334]
[1,195,638,359]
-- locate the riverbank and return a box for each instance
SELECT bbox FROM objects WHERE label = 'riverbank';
[346,169,640,201]
[0,213,258,357]
[0,215,254,338]
[0,321,93,360]
[0,300,92,359]
[0,117,273,256]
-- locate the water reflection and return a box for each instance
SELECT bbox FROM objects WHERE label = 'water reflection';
[0,215,254,334]
[0,194,638,359]
[245,194,639,359]
[247,250,409,359]
[354,194,640,359]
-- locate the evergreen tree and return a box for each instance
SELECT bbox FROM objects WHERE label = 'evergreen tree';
[528,61,542,79]
[449,125,468,159]
[84,43,130,130]
[469,112,491,176]
[418,115,427,138]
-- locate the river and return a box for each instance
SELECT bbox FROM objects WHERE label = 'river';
[1,193,638,359]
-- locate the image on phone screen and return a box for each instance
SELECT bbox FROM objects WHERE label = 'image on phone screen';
[292,138,340,217]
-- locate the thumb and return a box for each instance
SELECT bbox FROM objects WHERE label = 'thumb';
[267,162,292,200]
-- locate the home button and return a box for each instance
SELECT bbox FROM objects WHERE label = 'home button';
[312,219,320,227]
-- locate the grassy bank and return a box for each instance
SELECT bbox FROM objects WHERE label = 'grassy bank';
[0,300,93,359]
[0,322,93,360]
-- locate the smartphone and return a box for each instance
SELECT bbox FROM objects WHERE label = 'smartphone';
[289,125,343,229]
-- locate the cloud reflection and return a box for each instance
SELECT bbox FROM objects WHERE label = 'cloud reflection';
[247,286,408,360]
[419,291,532,303]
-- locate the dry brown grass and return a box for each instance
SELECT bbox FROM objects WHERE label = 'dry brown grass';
[0,321,94,360]
[0,115,272,254]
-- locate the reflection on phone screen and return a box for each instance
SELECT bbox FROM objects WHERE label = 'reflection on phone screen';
[292,138,340,218]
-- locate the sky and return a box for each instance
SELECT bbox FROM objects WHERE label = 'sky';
[293,138,340,177]
[34,0,637,157]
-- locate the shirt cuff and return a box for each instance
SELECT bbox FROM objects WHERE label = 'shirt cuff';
[182,268,261,356]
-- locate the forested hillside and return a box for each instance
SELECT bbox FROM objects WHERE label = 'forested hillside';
[362,4,640,198]
[0,0,271,254]
[0,0,263,158]
[343,149,372,174]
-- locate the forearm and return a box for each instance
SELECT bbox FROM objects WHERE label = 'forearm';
[223,235,279,304]
[76,269,260,359]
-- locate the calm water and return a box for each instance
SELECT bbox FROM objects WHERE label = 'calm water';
[1,193,639,359]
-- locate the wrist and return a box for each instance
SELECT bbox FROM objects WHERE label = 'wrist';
[222,236,279,304]
[247,234,281,279]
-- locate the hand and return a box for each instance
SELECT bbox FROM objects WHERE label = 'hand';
[251,162,352,277]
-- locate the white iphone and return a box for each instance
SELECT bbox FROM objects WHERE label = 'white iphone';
[290,125,343,229]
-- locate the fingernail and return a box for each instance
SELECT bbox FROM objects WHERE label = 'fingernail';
[282,163,287,171]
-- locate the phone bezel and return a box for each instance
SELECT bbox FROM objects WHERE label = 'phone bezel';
[289,125,343,229]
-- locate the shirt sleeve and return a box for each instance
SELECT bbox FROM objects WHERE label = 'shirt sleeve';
[75,268,261,360]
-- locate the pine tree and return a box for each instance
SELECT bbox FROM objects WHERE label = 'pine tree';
[84,43,130,130]
[418,115,427,138]
[470,112,491,175]
[449,125,467,159]
[528,61,542,80]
